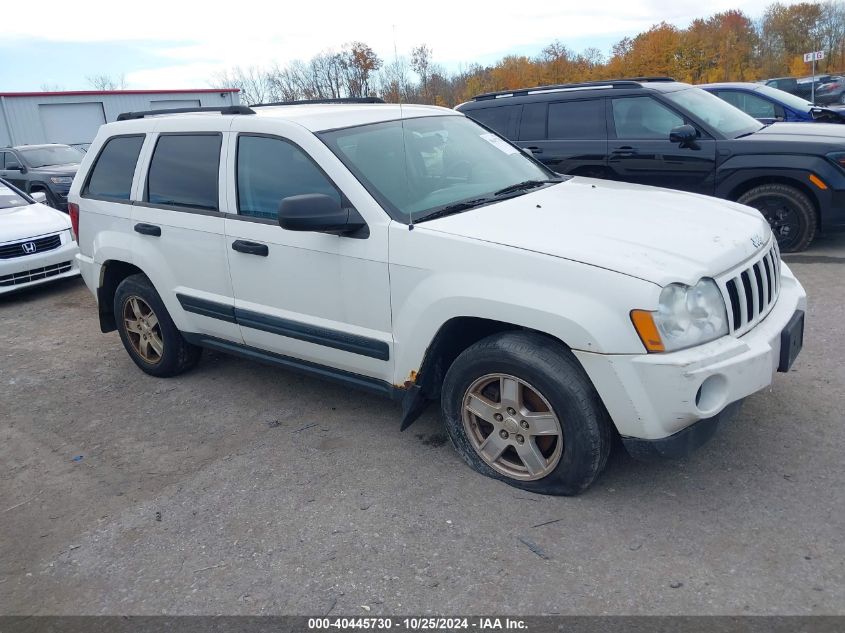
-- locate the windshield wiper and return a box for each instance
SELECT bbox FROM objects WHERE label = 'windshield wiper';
[493,179,558,197]
[413,197,493,223]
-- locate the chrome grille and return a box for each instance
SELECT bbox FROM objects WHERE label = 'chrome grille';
[0,233,62,259]
[717,240,780,336]
[0,261,73,287]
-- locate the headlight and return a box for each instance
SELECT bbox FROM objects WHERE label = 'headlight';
[631,279,728,353]
[50,176,73,185]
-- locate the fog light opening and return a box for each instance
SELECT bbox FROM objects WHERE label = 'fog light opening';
[696,374,728,415]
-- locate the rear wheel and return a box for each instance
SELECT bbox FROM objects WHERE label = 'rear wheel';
[737,183,817,252]
[114,274,201,377]
[441,331,612,496]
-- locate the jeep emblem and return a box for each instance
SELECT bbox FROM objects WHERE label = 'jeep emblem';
[751,234,765,248]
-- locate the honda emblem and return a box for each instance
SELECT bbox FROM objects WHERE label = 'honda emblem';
[22,242,36,254]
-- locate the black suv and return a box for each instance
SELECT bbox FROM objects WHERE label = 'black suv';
[0,144,84,211]
[456,77,845,251]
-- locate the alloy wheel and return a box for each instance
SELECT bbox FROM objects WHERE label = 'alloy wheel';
[461,373,563,481]
[123,296,164,364]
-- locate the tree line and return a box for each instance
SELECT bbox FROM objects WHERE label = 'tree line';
[210,1,845,107]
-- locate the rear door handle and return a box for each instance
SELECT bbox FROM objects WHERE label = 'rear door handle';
[231,240,269,257]
[134,223,161,237]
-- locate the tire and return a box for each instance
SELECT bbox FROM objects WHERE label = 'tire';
[114,274,201,377]
[839,93,845,105]
[737,183,817,252]
[440,331,612,496]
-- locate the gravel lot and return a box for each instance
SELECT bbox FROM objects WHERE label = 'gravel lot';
[1,233,844,616]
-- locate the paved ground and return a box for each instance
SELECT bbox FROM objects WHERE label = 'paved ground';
[1,233,843,616]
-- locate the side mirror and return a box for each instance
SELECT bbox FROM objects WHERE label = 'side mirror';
[5,161,23,171]
[521,147,534,157]
[278,193,367,237]
[31,191,48,204]
[669,124,698,146]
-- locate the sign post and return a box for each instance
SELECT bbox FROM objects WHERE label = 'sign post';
[804,50,825,103]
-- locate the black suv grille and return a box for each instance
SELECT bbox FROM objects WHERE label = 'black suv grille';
[0,234,62,259]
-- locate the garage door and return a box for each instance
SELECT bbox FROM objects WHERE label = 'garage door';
[38,102,106,145]
[150,99,201,110]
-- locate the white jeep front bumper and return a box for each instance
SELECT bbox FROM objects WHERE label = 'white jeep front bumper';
[574,263,806,451]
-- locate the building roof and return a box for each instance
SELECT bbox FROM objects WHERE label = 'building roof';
[0,88,239,98]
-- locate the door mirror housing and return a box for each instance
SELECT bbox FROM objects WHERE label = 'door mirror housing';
[669,124,698,146]
[31,191,48,204]
[278,193,368,238]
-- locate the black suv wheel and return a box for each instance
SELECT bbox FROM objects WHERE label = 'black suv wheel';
[737,184,817,253]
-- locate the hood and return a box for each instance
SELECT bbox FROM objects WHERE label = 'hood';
[745,121,845,143]
[421,177,771,286]
[29,163,79,175]
[0,201,71,243]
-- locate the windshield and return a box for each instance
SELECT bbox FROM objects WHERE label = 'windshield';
[755,85,814,111]
[320,115,556,222]
[665,88,764,138]
[18,145,84,168]
[0,182,31,209]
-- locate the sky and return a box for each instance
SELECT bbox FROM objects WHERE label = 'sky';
[2,0,801,92]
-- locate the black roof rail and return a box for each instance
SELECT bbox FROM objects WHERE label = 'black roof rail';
[472,77,677,101]
[116,105,256,121]
[250,97,386,107]
[623,76,676,82]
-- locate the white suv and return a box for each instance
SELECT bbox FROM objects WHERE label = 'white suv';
[69,101,806,495]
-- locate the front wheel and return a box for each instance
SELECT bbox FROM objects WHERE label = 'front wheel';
[737,183,817,252]
[441,331,612,496]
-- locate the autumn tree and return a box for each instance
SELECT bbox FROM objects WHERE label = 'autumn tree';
[411,44,434,102]
[87,73,127,91]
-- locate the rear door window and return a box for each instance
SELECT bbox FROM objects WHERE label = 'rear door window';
[83,135,145,200]
[548,99,607,139]
[146,134,221,210]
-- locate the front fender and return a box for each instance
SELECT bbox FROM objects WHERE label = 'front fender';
[389,227,658,386]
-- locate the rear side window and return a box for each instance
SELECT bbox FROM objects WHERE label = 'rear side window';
[146,134,221,210]
[83,136,144,200]
[466,105,521,137]
[548,99,606,139]
[237,135,341,220]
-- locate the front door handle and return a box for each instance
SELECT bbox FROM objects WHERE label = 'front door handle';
[610,146,638,160]
[524,146,544,154]
[134,223,161,237]
[231,240,269,257]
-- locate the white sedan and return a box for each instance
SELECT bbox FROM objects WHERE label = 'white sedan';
[1,179,79,294]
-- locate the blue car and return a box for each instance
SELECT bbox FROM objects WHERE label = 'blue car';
[700,82,845,124]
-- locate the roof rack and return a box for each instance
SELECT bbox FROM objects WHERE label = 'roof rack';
[116,105,256,121]
[472,77,676,101]
[250,97,386,107]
